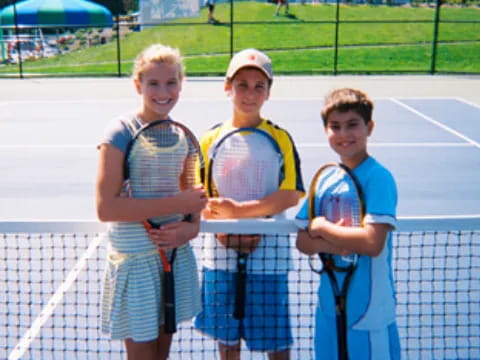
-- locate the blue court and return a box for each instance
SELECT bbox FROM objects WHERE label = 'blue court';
[0,77,479,220]
[0,77,479,360]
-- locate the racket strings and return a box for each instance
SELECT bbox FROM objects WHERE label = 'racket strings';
[212,133,282,201]
[208,130,284,322]
[128,123,196,226]
[317,175,362,227]
[311,165,363,269]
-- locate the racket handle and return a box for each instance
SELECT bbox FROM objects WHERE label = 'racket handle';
[336,297,348,360]
[233,254,247,320]
[163,271,176,334]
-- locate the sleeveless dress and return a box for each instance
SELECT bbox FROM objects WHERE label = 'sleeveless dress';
[100,118,201,341]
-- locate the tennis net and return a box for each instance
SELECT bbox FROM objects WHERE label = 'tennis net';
[1,217,479,360]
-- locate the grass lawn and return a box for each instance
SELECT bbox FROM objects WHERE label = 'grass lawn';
[1,2,478,77]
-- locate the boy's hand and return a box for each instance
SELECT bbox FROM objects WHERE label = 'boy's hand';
[297,228,350,256]
[206,197,239,219]
[178,185,207,214]
[216,233,261,254]
[309,216,345,233]
[308,216,328,233]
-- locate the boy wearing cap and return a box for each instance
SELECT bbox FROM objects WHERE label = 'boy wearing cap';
[194,48,304,360]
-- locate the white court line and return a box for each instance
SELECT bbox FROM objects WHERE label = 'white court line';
[390,98,480,150]
[4,96,388,103]
[0,142,474,150]
[298,142,471,148]
[1,98,136,105]
[0,96,474,104]
[393,96,460,100]
[454,97,480,110]
[8,233,105,360]
[0,96,454,104]
[0,144,96,149]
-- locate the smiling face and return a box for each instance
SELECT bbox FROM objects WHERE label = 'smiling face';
[134,61,182,122]
[325,109,374,169]
[225,67,270,127]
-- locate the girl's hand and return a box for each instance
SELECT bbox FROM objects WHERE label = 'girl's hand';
[177,185,207,214]
[147,221,192,249]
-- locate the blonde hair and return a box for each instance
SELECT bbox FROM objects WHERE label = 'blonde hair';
[133,44,185,81]
[321,88,374,127]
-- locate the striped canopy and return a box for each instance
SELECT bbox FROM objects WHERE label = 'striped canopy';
[0,0,113,27]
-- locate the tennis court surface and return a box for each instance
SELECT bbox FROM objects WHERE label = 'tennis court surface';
[1,76,479,359]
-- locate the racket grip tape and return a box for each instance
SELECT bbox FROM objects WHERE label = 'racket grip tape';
[336,299,348,360]
[233,254,247,320]
[163,271,176,334]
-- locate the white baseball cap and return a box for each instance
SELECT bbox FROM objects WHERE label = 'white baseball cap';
[226,48,273,81]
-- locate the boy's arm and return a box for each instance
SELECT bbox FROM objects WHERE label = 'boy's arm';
[307,161,397,257]
[296,229,350,256]
[202,206,261,253]
[206,189,301,219]
[206,126,304,219]
[308,218,390,257]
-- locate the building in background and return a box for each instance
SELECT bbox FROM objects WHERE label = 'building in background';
[139,0,200,28]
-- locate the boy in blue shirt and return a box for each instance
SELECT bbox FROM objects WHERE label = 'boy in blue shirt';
[295,88,401,360]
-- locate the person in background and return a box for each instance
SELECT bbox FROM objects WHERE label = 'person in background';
[205,0,220,24]
[275,0,289,16]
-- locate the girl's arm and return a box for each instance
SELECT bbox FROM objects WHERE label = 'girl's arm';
[308,217,390,257]
[148,213,201,250]
[206,189,301,219]
[96,144,207,222]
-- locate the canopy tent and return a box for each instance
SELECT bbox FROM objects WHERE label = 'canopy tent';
[0,0,113,27]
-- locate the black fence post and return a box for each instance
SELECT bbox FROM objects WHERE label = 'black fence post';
[12,0,23,79]
[430,0,441,74]
[115,15,121,77]
[230,0,234,58]
[333,0,340,75]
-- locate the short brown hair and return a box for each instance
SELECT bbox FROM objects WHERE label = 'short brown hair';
[321,88,373,127]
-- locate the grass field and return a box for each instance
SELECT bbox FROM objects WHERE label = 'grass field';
[1,2,479,76]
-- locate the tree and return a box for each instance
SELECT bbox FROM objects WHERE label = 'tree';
[0,0,13,9]
[122,0,139,13]
[90,0,125,15]
[0,0,137,13]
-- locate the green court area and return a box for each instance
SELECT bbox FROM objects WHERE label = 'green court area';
[0,2,479,76]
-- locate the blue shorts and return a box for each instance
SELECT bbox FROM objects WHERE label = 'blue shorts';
[194,268,293,352]
[315,303,401,360]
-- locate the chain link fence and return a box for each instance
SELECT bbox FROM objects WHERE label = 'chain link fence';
[0,0,479,78]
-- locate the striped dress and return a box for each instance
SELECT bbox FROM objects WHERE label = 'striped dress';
[99,116,201,341]
[101,221,201,341]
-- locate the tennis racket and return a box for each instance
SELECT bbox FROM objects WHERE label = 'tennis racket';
[308,162,364,360]
[206,127,284,320]
[124,119,204,334]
